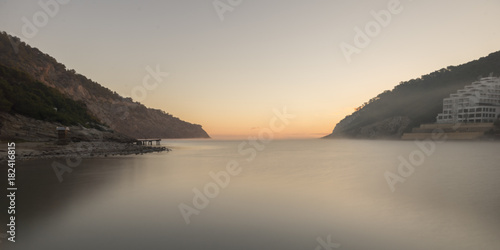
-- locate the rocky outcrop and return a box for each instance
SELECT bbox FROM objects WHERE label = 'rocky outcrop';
[0,141,169,163]
[327,112,360,136]
[0,112,59,142]
[0,111,172,163]
[357,116,411,139]
[0,32,210,139]
[0,112,135,143]
[325,115,411,139]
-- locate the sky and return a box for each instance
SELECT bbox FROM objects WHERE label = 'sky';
[1,0,500,139]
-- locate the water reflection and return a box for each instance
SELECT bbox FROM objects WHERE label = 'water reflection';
[1,140,500,249]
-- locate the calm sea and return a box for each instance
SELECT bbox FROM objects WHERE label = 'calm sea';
[2,139,500,250]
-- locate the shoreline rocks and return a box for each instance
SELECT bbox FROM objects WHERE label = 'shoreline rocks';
[0,141,171,162]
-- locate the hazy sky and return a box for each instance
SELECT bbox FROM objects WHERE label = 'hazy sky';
[1,0,500,139]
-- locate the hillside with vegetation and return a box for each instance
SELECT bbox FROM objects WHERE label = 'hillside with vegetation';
[0,32,209,139]
[0,64,102,127]
[325,50,500,139]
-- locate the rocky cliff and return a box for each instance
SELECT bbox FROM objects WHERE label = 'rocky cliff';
[0,32,209,139]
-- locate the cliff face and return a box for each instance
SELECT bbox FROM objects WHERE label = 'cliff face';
[326,114,411,139]
[0,32,209,139]
[325,50,500,139]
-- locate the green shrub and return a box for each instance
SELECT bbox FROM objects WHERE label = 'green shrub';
[0,64,102,128]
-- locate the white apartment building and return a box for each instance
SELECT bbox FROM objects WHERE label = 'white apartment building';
[436,76,500,124]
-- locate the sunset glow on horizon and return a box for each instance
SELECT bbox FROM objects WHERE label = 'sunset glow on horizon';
[2,0,500,139]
